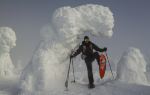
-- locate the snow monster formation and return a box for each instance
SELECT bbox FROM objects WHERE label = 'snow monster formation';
[117,47,148,85]
[19,4,114,95]
[0,27,16,79]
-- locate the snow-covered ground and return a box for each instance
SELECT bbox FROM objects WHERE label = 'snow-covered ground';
[1,71,150,95]
[62,74,150,95]
[0,4,150,95]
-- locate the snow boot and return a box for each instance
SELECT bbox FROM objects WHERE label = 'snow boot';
[88,83,95,89]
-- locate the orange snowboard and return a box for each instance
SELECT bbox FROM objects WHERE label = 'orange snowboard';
[99,54,106,79]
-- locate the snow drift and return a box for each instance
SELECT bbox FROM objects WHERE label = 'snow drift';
[117,47,148,85]
[19,4,114,95]
[0,27,16,79]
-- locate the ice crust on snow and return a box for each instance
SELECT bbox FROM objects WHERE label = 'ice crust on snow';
[0,27,16,79]
[117,47,148,85]
[20,4,114,95]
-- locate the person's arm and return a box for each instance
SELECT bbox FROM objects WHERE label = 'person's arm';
[72,45,82,57]
[91,42,107,52]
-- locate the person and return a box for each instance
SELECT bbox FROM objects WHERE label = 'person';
[71,36,107,88]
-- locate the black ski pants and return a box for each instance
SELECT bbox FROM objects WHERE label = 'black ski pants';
[84,52,99,84]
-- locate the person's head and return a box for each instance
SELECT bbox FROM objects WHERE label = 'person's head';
[84,36,90,43]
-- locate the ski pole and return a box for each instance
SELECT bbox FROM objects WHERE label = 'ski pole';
[105,52,115,79]
[70,49,76,83]
[71,58,76,83]
[65,56,72,89]
[65,46,78,89]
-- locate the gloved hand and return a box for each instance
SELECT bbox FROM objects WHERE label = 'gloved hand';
[70,54,74,58]
[103,47,107,52]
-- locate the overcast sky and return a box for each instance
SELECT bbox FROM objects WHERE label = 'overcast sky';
[0,0,150,66]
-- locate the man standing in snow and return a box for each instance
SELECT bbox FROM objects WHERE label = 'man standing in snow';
[71,36,107,88]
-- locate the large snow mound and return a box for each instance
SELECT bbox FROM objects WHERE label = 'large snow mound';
[52,4,114,47]
[19,42,68,94]
[19,4,114,95]
[116,47,148,85]
[0,27,16,79]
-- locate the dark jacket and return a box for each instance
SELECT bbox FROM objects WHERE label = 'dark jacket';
[73,41,105,58]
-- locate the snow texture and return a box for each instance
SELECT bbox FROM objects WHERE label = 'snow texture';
[52,4,114,47]
[0,4,150,95]
[0,27,16,79]
[116,47,148,85]
[19,4,114,95]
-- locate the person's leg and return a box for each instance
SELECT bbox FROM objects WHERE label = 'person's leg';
[85,58,94,85]
[93,52,100,65]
